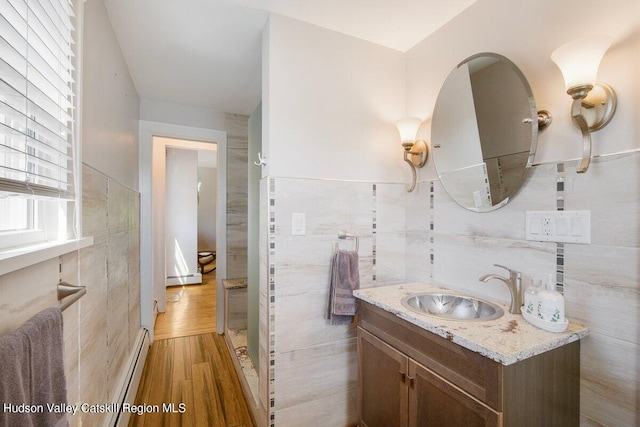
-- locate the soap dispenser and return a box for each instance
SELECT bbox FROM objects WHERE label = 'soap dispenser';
[537,275,565,323]
[523,278,542,316]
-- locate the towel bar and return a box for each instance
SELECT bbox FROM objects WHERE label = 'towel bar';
[337,230,359,252]
[58,282,87,312]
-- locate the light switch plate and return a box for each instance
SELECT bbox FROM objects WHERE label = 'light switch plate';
[526,210,590,244]
[292,212,306,235]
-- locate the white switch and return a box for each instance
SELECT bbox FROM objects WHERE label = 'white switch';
[530,218,542,234]
[292,213,306,235]
[571,217,582,236]
[556,218,568,236]
[526,210,590,244]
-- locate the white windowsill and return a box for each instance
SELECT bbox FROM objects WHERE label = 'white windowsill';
[0,237,94,277]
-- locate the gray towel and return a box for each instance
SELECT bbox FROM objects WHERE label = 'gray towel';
[0,307,68,427]
[327,249,360,325]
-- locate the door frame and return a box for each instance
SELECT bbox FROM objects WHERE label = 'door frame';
[139,120,227,337]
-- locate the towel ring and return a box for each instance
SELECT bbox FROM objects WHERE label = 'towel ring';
[337,230,359,252]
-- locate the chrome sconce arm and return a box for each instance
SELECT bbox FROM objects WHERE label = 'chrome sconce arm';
[567,83,617,173]
[402,140,428,192]
[551,36,617,174]
[396,118,428,193]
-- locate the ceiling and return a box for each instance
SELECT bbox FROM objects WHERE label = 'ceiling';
[103,0,477,116]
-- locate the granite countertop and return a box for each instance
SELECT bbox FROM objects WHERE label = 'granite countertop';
[353,282,589,366]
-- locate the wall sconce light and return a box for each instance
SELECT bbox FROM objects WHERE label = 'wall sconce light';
[396,117,428,192]
[551,35,617,173]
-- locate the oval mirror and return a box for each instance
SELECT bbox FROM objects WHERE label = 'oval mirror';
[431,53,541,212]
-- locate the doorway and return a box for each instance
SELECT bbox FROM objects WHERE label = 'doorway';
[139,121,228,339]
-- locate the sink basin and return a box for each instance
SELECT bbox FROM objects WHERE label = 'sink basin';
[401,293,504,321]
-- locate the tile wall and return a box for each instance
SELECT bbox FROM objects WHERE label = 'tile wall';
[261,151,639,426]
[226,113,249,278]
[262,177,409,426]
[0,164,141,427]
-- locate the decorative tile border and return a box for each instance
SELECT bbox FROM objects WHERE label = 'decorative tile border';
[429,181,435,280]
[372,184,377,282]
[268,177,276,427]
[556,164,565,294]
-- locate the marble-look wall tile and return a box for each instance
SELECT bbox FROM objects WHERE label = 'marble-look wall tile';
[433,234,556,304]
[274,235,373,295]
[276,178,373,237]
[579,415,608,427]
[434,163,557,241]
[78,299,108,407]
[63,324,80,426]
[226,113,249,149]
[226,113,249,278]
[82,165,108,238]
[375,183,407,285]
[564,244,639,344]
[128,190,140,231]
[268,177,376,425]
[563,153,640,248]
[405,181,431,282]
[0,258,58,335]
[61,251,80,418]
[227,287,248,330]
[273,338,358,412]
[375,231,407,285]
[107,282,130,399]
[78,236,108,321]
[275,387,358,427]
[61,250,79,287]
[108,179,130,235]
[405,230,430,281]
[108,231,130,292]
[580,332,638,427]
[274,289,356,353]
[129,231,141,352]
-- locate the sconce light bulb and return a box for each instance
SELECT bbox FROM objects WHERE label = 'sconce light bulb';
[551,35,613,90]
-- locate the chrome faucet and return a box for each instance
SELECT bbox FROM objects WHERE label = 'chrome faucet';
[479,264,522,314]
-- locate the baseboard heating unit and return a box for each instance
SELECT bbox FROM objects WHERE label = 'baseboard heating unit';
[107,328,151,427]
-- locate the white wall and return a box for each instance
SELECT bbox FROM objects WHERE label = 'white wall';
[140,99,227,131]
[82,0,140,190]
[260,14,409,425]
[264,14,407,182]
[407,0,640,180]
[197,166,217,250]
[165,148,200,284]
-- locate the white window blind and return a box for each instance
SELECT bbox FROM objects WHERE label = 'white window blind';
[0,0,76,200]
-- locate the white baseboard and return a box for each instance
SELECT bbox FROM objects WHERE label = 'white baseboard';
[165,273,202,286]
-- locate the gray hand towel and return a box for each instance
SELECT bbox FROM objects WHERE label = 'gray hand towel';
[0,307,67,427]
[328,249,360,325]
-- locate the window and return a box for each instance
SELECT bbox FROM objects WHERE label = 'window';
[0,0,77,251]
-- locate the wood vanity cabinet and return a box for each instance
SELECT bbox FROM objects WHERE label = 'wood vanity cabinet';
[357,301,580,427]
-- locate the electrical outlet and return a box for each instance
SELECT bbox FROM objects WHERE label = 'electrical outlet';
[526,211,590,244]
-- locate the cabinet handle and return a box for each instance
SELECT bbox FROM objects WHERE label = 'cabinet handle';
[407,375,415,388]
[399,372,406,383]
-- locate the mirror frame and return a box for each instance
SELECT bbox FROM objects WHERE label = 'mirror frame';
[431,52,539,212]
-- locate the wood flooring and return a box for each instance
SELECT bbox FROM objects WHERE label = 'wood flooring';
[154,268,217,340]
[129,269,256,427]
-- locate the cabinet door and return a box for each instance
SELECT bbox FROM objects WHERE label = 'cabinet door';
[358,327,409,427]
[409,360,501,427]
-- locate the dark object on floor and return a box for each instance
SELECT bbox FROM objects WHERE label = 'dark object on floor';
[198,250,216,274]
